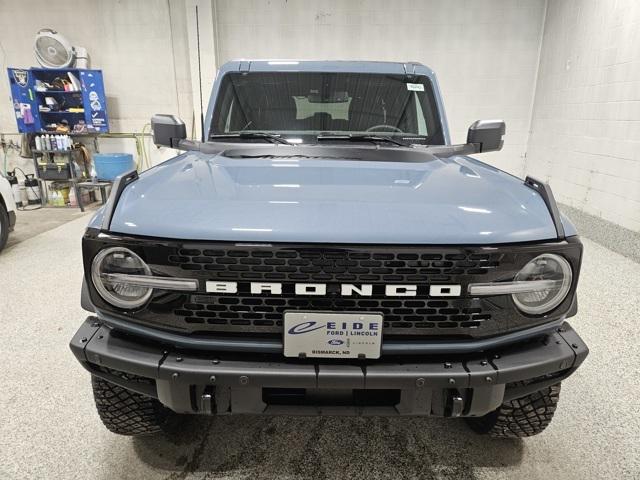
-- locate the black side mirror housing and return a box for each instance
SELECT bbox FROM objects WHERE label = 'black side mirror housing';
[467,120,505,153]
[151,114,187,148]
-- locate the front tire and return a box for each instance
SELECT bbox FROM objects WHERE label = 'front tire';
[465,383,561,438]
[0,202,9,253]
[91,376,172,436]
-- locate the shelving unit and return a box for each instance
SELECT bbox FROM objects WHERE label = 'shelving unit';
[6,67,111,210]
[30,139,115,211]
[7,67,109,133]
[31,148,92,212]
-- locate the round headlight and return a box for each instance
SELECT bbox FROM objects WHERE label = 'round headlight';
[91,247,152,309]
[512,254,572,315]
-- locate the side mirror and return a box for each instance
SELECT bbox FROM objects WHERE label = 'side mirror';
[151,114,186,148]
[467,120,505,153]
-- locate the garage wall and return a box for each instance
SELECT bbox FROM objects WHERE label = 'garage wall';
[0,0,193,172]
[2,0,638,234]
[526,0,640,232]
[211,0,547,176]
[0,0,548,176]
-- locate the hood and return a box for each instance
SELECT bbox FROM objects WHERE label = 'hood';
[107,148,560,244]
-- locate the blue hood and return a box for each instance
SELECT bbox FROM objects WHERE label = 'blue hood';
[106,148,562,244]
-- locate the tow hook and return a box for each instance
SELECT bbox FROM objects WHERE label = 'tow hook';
[448,392,465,417]
[200,387,215,414]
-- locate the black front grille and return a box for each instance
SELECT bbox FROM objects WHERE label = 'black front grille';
[169,248,500,283]
[155,245,508,337]
[174,294,493,335]
[83,232,582,341]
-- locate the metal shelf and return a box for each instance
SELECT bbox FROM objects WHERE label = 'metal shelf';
[39,111,85,115]
[33,149,76,154]
[8,67,108,133]
[35,90,81,94]
[32,148,86,212]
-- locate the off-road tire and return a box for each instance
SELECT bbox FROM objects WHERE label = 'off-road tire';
[91,376,171,436]
[465,383,561,438]
[0,202,9,253]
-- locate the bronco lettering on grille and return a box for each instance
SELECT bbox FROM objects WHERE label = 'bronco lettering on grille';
[205,282,462,297]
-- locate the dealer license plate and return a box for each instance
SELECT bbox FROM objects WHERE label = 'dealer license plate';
[283,311,383,359]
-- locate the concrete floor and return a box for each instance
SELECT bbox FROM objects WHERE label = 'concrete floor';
[5,205,96,250]
[0,216,638,480]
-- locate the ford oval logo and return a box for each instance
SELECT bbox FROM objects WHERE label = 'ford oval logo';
[328,339,344,346]
[288,321,325,335]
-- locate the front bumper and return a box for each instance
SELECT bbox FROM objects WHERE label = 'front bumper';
[70,317,588,417]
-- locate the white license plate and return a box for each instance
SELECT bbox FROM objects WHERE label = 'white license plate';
[284,311,383,359]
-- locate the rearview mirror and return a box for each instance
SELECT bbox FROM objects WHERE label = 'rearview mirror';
[151,114,186,148]
[467,120,505,153]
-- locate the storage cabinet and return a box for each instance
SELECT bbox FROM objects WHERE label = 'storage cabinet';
[7,67,109,133]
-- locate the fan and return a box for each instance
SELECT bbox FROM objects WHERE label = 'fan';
[34,29,89,69]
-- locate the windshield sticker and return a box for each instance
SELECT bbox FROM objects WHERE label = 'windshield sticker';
[406,83,424,92]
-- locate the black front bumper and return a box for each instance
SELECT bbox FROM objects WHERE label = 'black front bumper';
[70,317,588,417]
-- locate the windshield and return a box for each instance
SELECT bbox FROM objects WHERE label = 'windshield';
[210,72,445,145]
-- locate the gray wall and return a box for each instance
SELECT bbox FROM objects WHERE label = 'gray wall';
[526,0,640,232]
[213,0,547,176]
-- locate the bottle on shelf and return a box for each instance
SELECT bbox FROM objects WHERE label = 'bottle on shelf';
[36,133,72,151]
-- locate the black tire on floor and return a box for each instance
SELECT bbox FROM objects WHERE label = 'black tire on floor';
[465,383,561,438]
[91,376,172,436]
[0,202,9,253]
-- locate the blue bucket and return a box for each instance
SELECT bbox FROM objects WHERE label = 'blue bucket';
[94,153,135,181]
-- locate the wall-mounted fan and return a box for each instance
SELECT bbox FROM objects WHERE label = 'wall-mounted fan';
[34,29,89,69]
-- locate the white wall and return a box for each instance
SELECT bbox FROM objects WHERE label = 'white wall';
[0,0,549,177]
[526,0,640,232]
[212,0,547,175]
[2,0,639,233]
[0,0,193,172]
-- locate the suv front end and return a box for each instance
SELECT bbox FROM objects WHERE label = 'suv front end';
[72,227,587,431]
[70,60,588,438]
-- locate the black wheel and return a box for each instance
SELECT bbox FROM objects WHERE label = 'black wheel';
[0,202,9,253]
[91,376,172,436]
[465,383,561,438]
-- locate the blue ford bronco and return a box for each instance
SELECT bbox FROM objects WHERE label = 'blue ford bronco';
[71,60,588,438]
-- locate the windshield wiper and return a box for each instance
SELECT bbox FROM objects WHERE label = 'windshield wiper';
[317,134,409,147]
[210,132,291,145]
